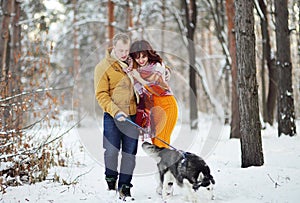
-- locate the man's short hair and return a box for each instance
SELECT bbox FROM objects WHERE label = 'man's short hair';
[113,33,130,46]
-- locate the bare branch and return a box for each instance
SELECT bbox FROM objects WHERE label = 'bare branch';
[0,113,86,161]
[0,86,73,103]
[62,166,94,186]
[267,174,281,188]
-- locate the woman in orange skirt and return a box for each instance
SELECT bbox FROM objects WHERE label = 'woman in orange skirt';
[127,40,178,148]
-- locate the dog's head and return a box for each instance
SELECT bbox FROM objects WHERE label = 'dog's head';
[191,173,215,200]
[193,173,215,191]
[142,142,164,159]
[183,154,215,192]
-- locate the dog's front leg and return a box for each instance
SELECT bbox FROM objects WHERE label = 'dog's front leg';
[155,172,163,195]
[182,180,199,203]
[161,171,175,201]
[206,183,215,200]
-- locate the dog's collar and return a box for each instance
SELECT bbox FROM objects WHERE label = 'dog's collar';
[179,150,188,164]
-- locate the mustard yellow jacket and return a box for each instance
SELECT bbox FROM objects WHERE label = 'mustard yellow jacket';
[94,49,136,117]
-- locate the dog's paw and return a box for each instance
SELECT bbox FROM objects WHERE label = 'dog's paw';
[162,183,174,201]
[161,192,170,201]
[118,196,135,202]
[211,194,215,200]
[183,193,199,203]
[165,182,174,195]
[162,192,172,201]
[156,185,162,196]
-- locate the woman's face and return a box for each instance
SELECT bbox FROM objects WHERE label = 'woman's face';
[134,53,149,67]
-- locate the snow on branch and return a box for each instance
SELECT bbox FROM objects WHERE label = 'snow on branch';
[0,86,72,103]
[254,0,265,20]
[194,62,224,121]
[168,6,188,46]
[0,113,85,172]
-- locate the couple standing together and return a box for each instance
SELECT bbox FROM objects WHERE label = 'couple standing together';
[94,33,178,200]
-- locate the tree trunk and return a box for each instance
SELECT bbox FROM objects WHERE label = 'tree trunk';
[161,0,166,58]
[12,0,22,131]
[0,0,14,79]
[0,0,14,131]
[260,20,267,124]
[184,0,198,129]
[263,0,278,124]
[207,0,230,124]
[73,0,79,77]
[235,0,264,167]
[266,59,277,124]
[226,0,240,139]
[108,0,115,46]
[135,0,142,28]
[274,0,297,136]
[73,0,81,127]
[126,0,133,30]
[257,0,277,125]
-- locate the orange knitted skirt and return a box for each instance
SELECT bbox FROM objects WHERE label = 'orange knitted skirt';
[151,95,178,148]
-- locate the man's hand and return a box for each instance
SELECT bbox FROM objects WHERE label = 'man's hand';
[115,111,127,121]
[127,57,133,71]
[165,68,171,81]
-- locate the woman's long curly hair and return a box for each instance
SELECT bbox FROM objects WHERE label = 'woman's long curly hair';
[129,40,162,69]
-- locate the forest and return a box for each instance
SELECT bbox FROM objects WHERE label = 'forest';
[0,0,299,199]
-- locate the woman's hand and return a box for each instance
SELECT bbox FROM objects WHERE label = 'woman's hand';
[123,57,134,73]
[130,69,147,86]
[130,69,140,79]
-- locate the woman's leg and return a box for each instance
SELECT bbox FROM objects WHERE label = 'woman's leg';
[151,96,178,148]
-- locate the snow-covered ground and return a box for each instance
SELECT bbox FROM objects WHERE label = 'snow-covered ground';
[1,116,300,203]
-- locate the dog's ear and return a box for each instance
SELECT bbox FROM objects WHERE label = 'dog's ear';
[208,174,215,185]
[211,177,215,185]
[199,175,215,188]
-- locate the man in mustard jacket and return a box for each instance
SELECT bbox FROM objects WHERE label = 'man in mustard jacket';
[94,33,138,201]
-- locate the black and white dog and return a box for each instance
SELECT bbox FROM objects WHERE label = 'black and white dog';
[142,142,215,202]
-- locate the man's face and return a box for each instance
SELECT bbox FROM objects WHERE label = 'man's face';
[114,40,130,62]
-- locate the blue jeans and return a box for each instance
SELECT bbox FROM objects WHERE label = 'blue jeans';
[103,113,139,189]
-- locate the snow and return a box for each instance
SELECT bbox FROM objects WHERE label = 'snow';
[1,117,300,203]
[286,91,292,97]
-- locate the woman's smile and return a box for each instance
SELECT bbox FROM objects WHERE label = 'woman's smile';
[135,54,149,67]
